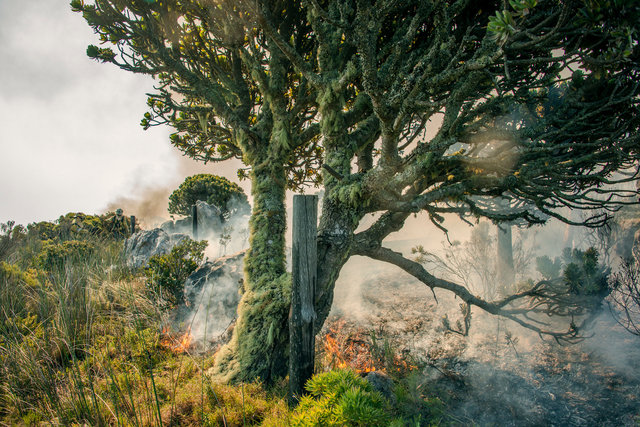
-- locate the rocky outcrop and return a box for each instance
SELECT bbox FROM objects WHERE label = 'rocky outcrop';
[160,200,225,238]
[124,228,189,269]
[181,251,245,338]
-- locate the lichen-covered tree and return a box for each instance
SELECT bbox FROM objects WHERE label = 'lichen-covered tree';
[73,0,640,383]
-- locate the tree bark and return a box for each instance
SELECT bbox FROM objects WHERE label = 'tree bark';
[212,161,290,384]
[496,223,515,289]
[314,196,361,332]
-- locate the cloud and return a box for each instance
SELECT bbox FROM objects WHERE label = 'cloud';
[0,1,181,225]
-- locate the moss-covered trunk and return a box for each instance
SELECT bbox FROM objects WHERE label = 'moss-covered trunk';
[314,196,360,332]
[213,161,290,384]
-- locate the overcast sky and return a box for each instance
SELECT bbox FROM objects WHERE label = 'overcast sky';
[0,0,244,226]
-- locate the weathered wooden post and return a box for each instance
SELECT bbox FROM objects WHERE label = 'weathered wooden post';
[192,204,198,240]
[289,194,318,406]
[130,215,136,235]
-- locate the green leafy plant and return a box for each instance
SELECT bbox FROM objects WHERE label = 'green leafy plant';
[291,369,391,426]
[536,247,609,296]
[562,247,609,297]
[168,174,249,218]
[392,373,446,426]
[37,240,96,273]
[145,239,207,308]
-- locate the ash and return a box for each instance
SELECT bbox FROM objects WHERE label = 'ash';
[325,263,640,426]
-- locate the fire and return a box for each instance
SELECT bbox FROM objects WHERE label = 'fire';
[321,320,377,374]
[320,319,417,375]
[160,325,193,354]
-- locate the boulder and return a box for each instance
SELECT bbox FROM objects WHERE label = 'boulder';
[124,228,189,269]
[182,251,245,338]
[159,201,225,239]
[364,371,396,404]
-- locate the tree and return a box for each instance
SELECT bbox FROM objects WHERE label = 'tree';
[168,174,249,218]
[73,0,640,383]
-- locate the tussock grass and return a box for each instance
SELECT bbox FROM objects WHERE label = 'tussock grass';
[0,222,445,426]
[0,231,296,426]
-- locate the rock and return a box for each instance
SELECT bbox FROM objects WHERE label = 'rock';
[160,217,191,234]
[159,201,225,239]
[124,228,189,269]
[182,251,245,338]
[364,371,396,404]
[614,218,640,260]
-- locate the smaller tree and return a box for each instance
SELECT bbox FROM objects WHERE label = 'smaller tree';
[168,174,249,219]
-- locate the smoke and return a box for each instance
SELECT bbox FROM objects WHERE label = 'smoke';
[180,251,245,348]
[104,185,173,228]
[169,203,250,348]
[102,151,250,227]
[322,211,640,424]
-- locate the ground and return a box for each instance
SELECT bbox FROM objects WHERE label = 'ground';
[320,260,640,426]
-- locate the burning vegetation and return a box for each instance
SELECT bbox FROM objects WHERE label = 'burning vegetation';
[161,325,194,354]
[319,319,418,377]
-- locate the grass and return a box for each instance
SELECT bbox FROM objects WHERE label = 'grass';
[0,218,448,426]
[0,223,295,426]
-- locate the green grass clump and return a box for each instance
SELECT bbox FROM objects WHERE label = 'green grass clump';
[203,380,290,426]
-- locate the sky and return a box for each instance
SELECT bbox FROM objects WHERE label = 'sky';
[0,0,243,226]
[0,0,584,254]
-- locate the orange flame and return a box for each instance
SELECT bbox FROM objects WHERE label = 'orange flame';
[321,320,417,375]
[160,325,193,354]
[322,320,377,373]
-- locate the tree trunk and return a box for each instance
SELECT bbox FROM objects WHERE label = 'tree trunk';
[314,195,362,332]
[496,223,515,289]
[212,162,290,384]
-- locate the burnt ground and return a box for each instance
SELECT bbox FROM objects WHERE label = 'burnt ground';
[321,263,640,426]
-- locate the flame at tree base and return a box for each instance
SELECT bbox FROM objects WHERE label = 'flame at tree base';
[320,320,417,375]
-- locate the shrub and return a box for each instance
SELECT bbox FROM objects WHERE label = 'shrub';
[562,247,609,296]
[392,373,446,426]
[0,221,26,261]
[168,174,249,218]
[145,239,207,308]
[291,369,391,427]
[37,240,95,273]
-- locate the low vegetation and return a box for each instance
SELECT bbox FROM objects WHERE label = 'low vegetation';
[0,215,449,426]
[1,210,638,425]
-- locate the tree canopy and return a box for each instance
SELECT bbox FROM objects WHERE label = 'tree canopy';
[168,173,249,217]
[74,0,640,382]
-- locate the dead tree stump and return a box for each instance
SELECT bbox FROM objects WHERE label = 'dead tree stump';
[289,194,318,406]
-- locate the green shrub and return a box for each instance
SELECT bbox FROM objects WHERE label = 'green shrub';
[561,247,609,296]
[392,373,446,426]
[145,239,207,308]
[536,247,610,297]
[168,174,249,218]
[0,221,26,262]
[291,369,391,427]
[37,240,95,273]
